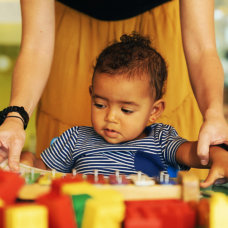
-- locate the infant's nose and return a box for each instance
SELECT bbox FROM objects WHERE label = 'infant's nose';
[105,109,118,123]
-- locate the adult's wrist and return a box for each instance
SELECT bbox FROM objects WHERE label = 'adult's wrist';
[3,115,24,129]
[203,106,224,121]
[0,106,29,129]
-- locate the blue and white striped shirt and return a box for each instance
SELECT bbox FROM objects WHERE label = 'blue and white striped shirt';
[41,123,189,176]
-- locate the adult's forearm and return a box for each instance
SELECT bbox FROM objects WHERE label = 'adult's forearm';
[9,0,55,116]
[186,51,224,118]
[180,0,224,118]
[10,47,54,116]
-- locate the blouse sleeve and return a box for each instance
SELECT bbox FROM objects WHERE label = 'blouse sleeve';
[40,126,79,172]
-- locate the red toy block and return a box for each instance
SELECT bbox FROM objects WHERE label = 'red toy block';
[36,191,77,228]
[0,206,4,228]
[194,198,209,227]
[51,174,83,193]
[0,170,25,204]
[124,199,196,228]
[125,204,162,228]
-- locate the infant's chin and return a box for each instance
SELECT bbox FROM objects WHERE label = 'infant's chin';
[104,137,127,144]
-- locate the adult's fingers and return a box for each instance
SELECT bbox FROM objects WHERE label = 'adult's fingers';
[197,133,210,165]
[0,119,26,170]
[0,151,8,163]
[8,139,24,171]
[200,168,223,188]
[0,140,9,162]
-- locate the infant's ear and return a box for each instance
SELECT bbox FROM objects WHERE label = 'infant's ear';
[149,99,165,123]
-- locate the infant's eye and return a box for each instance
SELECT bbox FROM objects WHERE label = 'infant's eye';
[121,108,134,114]
[94,103,106,109]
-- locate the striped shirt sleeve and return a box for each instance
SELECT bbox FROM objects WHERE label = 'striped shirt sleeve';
[156,124,189,170]
[40,126,79,172]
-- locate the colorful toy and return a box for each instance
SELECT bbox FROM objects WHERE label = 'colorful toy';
[4,204,48,228]
[0,170,25,204]
[36,192,77,228]
[209,192,228,228]
[1,159,228,228]
[124,199,196,228]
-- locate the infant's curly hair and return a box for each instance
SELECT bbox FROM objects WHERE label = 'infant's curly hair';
[93,32,167,100]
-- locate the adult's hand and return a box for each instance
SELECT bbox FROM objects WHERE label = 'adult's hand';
[197,113,228,165]
[0,0,55,170]
[200,145,228,188]
[180,0,228,164]
[0,118,25,171]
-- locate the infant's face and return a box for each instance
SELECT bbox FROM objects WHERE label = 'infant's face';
[90,72,156,144]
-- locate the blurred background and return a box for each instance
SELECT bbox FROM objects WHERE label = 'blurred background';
[0,0,228,153]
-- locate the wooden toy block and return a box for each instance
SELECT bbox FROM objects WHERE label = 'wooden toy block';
[0,162,201,203]
[0,170,25,204]
[18,176,183,201]
[62,182,125,202]
[94,188,124,203]
[51,174,84,193]
[210,192,228,228]
[0,199,4,207]
[36,192,77,228]
[37,173,52,186]
[5,204,48,228]
[71,194,92,228]
[100,184,182,201]
[61,182,97,196]
[69,189,125,228]
[63,184,125,228]
[196,198,209,228]
[177,171,200,202]
[0,198,4,228]
[81,194,125,228]
[18,183,50,201]
[124,199,196,228]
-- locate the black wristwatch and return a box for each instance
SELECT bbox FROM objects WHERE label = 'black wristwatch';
[0,106,29,130]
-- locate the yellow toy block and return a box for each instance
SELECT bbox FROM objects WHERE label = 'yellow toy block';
[81,198,125,228]
[38,174,52,186]
[93,188,124,203]
[38,172,65,185]
[62,182,124,202]
[61,182,97,196]
[50,170,65,179]
[82,188,125,228]
[5,204,48,228]
[210,192,228,228]
[62,183,124,228]
[0,198,4,207]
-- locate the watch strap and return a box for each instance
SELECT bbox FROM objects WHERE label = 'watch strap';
[0,106,29,129]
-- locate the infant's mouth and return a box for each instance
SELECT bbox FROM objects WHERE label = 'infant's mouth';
[106,128,115,132]
[104,128,119,138]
